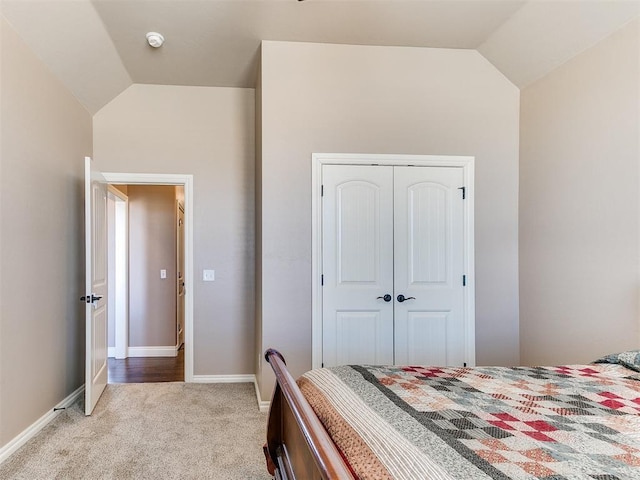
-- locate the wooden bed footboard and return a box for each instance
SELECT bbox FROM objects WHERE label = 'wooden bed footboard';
[263,349,355,480]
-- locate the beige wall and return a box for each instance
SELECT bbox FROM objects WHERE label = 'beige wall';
[519,19,640,365]
[0,17,92,446]
[257,41,521,399]
[128,185,177,347]
[93,84,255,375]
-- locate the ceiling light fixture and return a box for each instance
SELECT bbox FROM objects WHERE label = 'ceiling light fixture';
[146,32,165,48]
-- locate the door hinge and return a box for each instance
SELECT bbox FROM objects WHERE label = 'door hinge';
[321,274,324,286]
[463,275,467,286]
[321,185,324,197]
[458,186,466,199]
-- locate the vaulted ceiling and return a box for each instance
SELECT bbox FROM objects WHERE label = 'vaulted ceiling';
[2,0,638,114]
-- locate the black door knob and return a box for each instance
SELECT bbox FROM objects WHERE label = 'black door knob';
[376,294,392,302]
[397,295,416,303]
[80,294,103,303]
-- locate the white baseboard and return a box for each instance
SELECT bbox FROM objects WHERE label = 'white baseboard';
[254,380,271,413]
[108,346,178,358]
[0,384,85,464]
[127,346,177,357]
[192,374,256,383]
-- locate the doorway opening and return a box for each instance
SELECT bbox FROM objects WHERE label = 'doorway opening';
[103,172,194,383]
[106,184,185,383]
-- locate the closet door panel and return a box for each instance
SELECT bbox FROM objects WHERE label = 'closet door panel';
[393,166,465,366]
[322,165,394,367]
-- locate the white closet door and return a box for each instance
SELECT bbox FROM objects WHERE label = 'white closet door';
[393,166,465,366]
[322,165,394,367]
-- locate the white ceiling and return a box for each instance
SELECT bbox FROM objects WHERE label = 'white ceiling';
[2,0,638,114]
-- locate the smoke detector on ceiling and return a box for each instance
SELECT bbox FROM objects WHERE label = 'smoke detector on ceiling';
[146,32,165,48]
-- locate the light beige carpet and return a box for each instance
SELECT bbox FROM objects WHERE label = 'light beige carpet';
[0,383,272,479]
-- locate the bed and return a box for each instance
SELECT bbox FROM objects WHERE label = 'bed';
[263,348,640,480]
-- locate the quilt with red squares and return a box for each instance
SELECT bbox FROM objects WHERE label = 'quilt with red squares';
[298,362,640,479]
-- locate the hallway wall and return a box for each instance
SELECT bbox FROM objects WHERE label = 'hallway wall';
[128,185,177,348]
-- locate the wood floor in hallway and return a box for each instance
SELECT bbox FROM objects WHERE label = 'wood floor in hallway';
[108,347,184,383]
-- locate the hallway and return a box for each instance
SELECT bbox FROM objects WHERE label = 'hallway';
[108,348,184,383]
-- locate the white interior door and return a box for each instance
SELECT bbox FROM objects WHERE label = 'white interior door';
[322,165,394,367]
[321,163,468,367]
[84,157,108,415]
[393,166,465,365]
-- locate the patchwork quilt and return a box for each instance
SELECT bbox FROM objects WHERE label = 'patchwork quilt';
[298,363,640,479]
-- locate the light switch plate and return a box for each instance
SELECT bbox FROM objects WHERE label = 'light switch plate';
[160,269,167,279]
[203,269,215,281]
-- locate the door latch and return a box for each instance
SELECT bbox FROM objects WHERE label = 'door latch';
[396,294,416,303]
[80,294,103,304]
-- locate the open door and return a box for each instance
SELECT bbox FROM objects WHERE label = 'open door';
[84,157,108,415]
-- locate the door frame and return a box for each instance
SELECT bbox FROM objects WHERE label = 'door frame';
[102,172,195,382]
[107,185,129,359]
[311,153,475,369]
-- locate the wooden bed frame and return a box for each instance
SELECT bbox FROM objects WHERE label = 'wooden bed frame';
[263,349,355,480]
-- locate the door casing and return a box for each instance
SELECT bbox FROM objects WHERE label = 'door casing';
[107,185,129,359]
[311,153,475,369]
[102,172,195,382]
